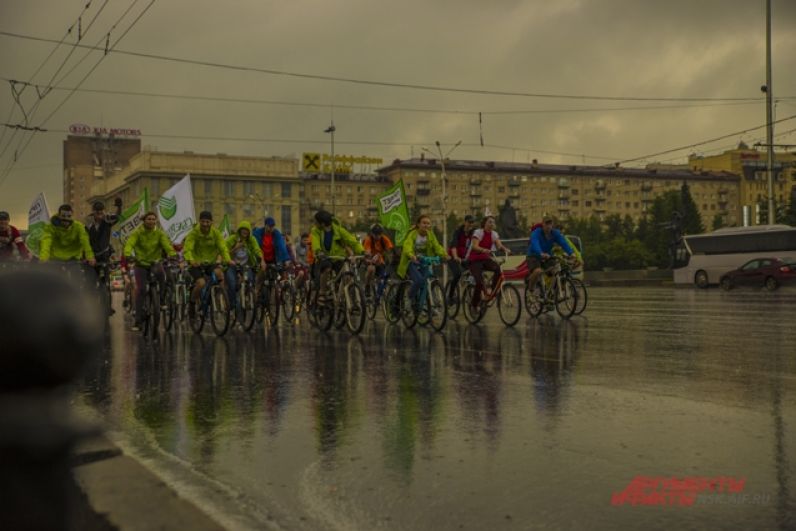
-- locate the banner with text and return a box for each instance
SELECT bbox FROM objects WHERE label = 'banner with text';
[158,175,195,244]
[26,192,50,257]
[114,189,150,244]
[375,179,410,245]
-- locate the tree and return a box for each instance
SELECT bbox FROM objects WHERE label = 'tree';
[711,214,726,231]
[679,182,704,235]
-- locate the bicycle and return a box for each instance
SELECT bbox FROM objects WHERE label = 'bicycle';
[399,256,447,331]
[160,261,183,332]
[189,264,231,336]
[131,261,164,340]
[362,257,392,321]
[444,261,474,320]
[256,262,282,330]
[524,256,579,320]
[93,260,117,317]
[308,255,367,334]
[278,266,298,323]
[560,259,587,315]
[231,263,257,331]
[461,253,522,327]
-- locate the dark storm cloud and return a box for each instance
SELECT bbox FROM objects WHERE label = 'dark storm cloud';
[0,0,793,225]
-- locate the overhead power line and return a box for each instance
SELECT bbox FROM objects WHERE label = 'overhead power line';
[1,30,790,103]
[0,77,772,116]
[614,113,796,165]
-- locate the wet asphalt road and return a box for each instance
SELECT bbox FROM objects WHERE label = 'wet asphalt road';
[77,287,796,531]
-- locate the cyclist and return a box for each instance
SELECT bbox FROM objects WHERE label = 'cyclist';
[447,214,475,302]
[86,198,122,313]
[253,216,290,297]
[225,220,262,317]
[526,215,580,294]
[183,211,234,318]
[310,210,363,303]
[39,205,96,281]
[123,212,177,331]
[0,211,31,262]
[397,215,448,309]
[467,215,511,308]
[363,224,393,292]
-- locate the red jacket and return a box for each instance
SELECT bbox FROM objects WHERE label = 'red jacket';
[0,225,30,260]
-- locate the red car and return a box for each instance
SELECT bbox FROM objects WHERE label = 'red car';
[719,257,796,291]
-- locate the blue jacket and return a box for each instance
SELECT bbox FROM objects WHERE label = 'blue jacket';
[253,226,290,263]
[527,227,574,257]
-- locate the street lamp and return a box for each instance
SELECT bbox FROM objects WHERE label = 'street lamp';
[324,122,336,213]
[421,140,462,260]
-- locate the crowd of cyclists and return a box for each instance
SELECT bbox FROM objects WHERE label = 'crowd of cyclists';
[0,200,584,338]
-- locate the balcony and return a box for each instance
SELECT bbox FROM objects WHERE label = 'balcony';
[595,180,606,190]
[641,182,653,191]
[509,190,520,199]
[417,188,431,196]
[558,178,570,188]
[470,189,482,197]
[470,178,482,186]
[508,179,520,187]
[558,191,570,200]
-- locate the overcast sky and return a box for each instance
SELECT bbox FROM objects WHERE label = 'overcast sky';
[1,0,794,226]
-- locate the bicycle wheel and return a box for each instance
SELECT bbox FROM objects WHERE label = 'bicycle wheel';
[497,283,522,327]
[311,282,334,331]
[426,280,448,332]
[400,281,418,329]
[524,280,544,318]
[364,283,378,320]
[162,283,176,331]
[571,278,588,315]
[281,282,297,322]
[147,283,160,339]
[462,284,485,324]
[554,277,578,320]
[175,284,187,322]
[444,279,461,320]
[124,282,134,314]
[344,282,366,335]
[241,282,257,331]
[262,283,280,329]
[210,284,230,336]
[382,282,401,323]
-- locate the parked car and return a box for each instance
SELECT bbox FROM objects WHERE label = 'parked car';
[719,257,796,291]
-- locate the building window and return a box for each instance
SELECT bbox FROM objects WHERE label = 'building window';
[204,180,213,195]
[585,201,592,207]
[281,205,292,235]
[225,203,235,217]
[204,201,213,214]
[243,181,254,197]
[150,179,160,198]
[282,183,292,198]
[224,181,236,196]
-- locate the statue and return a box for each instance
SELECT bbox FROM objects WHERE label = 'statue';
[498,199,523,238]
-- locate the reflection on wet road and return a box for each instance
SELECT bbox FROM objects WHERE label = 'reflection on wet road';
[80,288,796,530]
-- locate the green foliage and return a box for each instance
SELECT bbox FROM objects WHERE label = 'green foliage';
[585,238,654,271]
[680,182,705,234]
[711,214,726,231]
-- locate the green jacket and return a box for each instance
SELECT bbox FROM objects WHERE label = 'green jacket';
[225,221,262,267]
[183,224,231,264]
[39,217,94,262]
[123,225,176,266]
[397,228,446,278]
[310,219,363,258]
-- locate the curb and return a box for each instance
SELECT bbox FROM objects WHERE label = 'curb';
[70,436,225,530]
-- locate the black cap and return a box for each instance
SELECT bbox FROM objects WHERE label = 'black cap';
[370,224,383,234]
[0,211,9,220]
[464,215,475,222]
[199,210,213,221]
[314,210,333,225]
[92,201,105,211]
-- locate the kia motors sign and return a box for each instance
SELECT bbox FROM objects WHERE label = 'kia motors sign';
[68,123,141,137]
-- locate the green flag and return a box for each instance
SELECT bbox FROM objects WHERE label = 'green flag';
[115,188,150,244]
[375,180,410,245]
[219,214,232,239]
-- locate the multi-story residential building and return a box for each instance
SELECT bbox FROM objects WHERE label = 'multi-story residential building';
[63,134,141,220]
[378,158,741,229]
[299,172,392,229]
[89,149,301,235]
[688,143,796,223]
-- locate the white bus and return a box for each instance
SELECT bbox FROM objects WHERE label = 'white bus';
[673,224,796,288]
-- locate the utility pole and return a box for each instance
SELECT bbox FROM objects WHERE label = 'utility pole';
[765,0,775,224]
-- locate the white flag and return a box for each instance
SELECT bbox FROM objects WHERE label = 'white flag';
[157,175,196,243]
[26,193,50,257]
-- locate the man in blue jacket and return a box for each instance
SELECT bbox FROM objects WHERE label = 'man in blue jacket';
[526,215,580,291]
[253,216,290,265]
